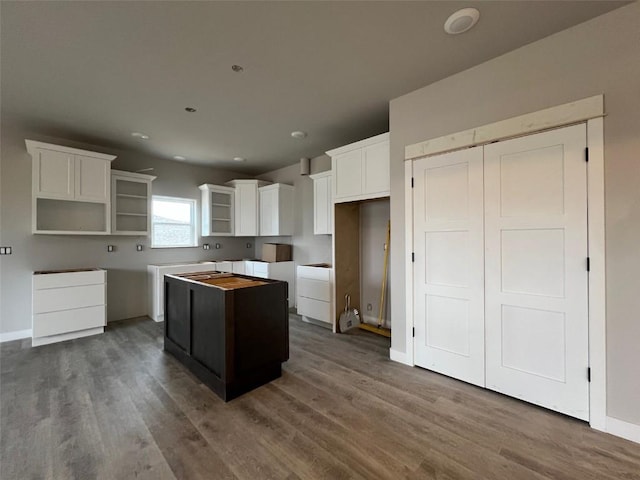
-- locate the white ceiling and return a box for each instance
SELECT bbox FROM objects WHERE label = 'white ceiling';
[1,1,627,175]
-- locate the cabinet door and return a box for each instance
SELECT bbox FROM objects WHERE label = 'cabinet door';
[33,149,75,199]
[235,183,259,236]
[334,150,362,200]
[259,187,277,236]
[363,141,389,195]
[208,187,234,236]
[75,155,110,202]
[313,175,332,235]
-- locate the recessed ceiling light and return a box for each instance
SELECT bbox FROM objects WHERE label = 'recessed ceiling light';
[233,157,246,162]
[291,130,307,139]
[444,8,480,35]
[231,65,244,73]
[174,155,186,161]
[131,132,150,139]
[185,107,197,113]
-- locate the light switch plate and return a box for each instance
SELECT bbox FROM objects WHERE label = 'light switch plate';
[107,245,114,252]
[136,245,143,252]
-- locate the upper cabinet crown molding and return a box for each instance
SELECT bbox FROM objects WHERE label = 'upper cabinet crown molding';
[25,140,117,162]
[327,132,389,204]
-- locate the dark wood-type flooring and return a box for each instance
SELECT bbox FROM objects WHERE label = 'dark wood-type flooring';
[2,316,639,479]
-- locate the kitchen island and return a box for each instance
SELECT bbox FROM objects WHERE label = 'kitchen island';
[164,271,289,401]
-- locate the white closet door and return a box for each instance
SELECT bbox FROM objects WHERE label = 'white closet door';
[484,124,589,420]
[413,147,485,387]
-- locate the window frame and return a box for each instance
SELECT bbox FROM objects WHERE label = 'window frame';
[151,195,198,249]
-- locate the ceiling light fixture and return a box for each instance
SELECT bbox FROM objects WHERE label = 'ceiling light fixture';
[444,8,480,35]
[131,132,150,139]
[231,65,244,73]
[174,155,186,161]
[185,107,197,113]
[233,157,246,162]
[290,130,307,139]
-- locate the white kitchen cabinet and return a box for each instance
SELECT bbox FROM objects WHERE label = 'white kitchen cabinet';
[32,268,107,346]
[199,184,235,236]
[259,183,294,236]
[111,170,155,235]
[147,262,217,322]
[309,171,333,235]
[245,260,295,308]
[327,132,389,203]
[226,179,269,236]
[26,140,115,234]
[296,264,333,328]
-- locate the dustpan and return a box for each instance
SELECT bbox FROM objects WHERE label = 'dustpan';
[339,294,360,333]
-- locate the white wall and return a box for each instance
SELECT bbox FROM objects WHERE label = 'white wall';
[0,126,253,333]
[389,3,640,425]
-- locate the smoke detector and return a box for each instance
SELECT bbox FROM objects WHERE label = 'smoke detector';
[444,8,480,35]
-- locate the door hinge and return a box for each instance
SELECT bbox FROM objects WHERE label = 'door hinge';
[412,327,415,338]
[585,147,589,162]
[587,257,591,272]
[587,367,591,382]
[411,252,415,262]
[411,177,414,188]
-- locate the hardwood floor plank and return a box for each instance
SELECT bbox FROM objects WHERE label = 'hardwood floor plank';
[2,316,639,480]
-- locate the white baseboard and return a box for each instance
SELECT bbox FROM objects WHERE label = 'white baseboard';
[389,348,413,366]
[606,416,640,444]
[0,329,32,343]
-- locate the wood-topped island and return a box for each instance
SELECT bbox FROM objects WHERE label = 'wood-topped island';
[164,271,289,401]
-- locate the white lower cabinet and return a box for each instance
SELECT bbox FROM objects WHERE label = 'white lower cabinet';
[296,264,333,327]
[245,260,295,308]
[32,269,107,346]
[147,262,217,322]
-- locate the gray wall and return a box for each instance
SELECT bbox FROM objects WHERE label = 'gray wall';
[389,3,640,425]
[359,199,391,327]
[0,126,254,331]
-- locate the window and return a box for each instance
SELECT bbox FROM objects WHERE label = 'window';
[151,196,197,248]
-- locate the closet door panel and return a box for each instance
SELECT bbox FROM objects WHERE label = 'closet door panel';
[484,124,589,420]
[413,146,485,387]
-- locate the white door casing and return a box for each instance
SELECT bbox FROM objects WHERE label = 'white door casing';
[484,124,589,420]
[413,146,485,387]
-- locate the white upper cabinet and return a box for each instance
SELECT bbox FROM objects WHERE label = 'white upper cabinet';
[199,184,235,236]
[327,132,389,203]
[259,183,294,236]
[26,140,115,234]
[309,171,332,235]
[226,179,269,236]
[111,170,155,236]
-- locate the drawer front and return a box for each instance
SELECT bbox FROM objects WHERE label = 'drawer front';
[297,296,331,324]
[34,270,105,290]
[252,262,269,279]
[34,284,105,314]
[297,278,331,302]
[297,265,331,282]
[33,305,106,338]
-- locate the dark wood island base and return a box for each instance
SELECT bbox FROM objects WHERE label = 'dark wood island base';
[164,271,289,402]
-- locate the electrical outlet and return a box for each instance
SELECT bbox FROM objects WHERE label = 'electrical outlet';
[215,243,221,249]
[0,247,5,255]
[246,242,252,248]
[107,245,115,252]
[203,244,210,250]
[136,245,143,252]
[367,303,373,311]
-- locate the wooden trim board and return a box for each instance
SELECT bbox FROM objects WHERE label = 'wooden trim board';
[405,95,604,160]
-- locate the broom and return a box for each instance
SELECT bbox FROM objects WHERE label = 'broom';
[359,220,391,338]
